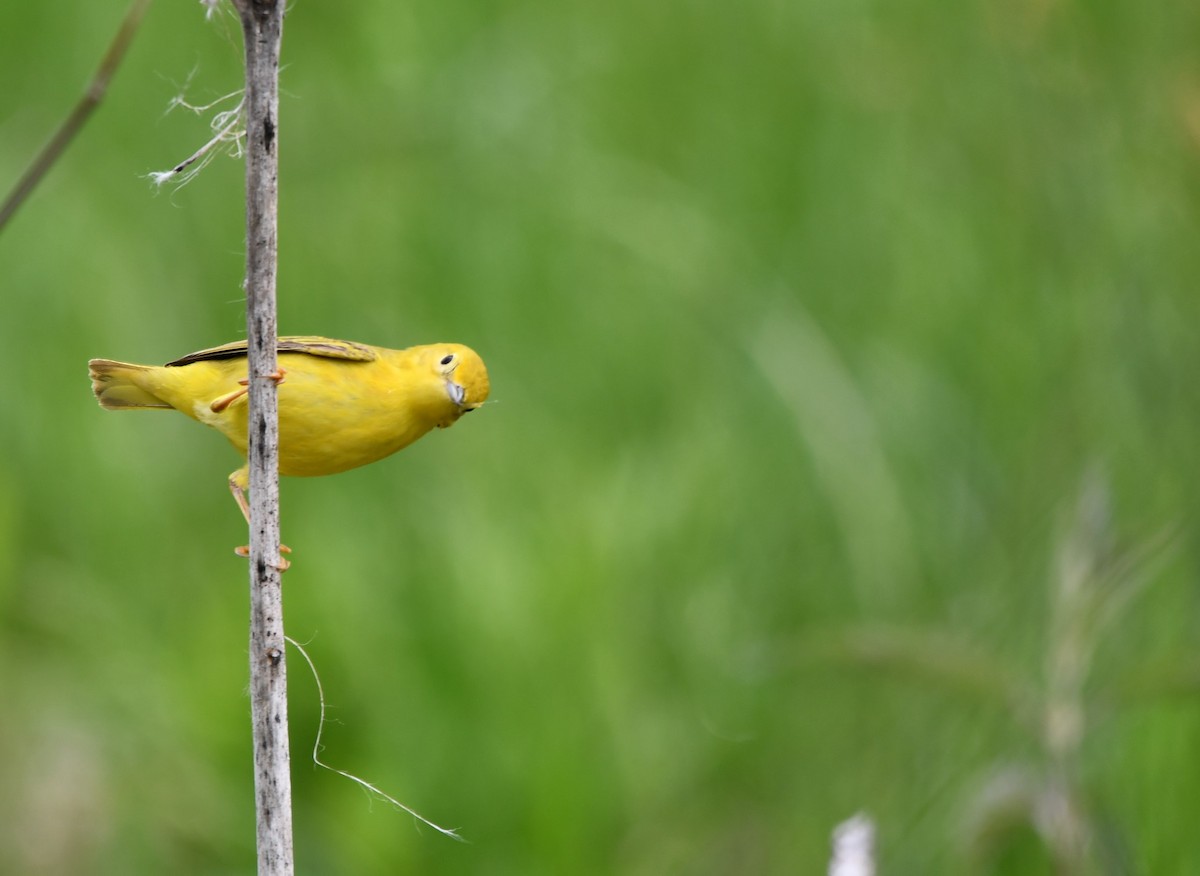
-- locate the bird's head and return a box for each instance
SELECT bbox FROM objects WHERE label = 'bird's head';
[420,343,490,428]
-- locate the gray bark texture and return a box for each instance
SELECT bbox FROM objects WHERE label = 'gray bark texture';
[232,1,293,873]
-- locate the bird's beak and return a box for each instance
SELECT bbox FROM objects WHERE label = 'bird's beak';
[447,381,466,407]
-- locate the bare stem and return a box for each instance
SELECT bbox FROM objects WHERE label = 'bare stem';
[0,0,151,233]
[232,0,292,873]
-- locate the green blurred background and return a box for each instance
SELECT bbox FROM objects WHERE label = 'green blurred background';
[2,0,1198,873]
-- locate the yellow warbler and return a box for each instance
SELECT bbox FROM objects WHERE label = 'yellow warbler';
[89,336,489,528]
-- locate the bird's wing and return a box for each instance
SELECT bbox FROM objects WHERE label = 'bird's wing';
[164,336,379,367]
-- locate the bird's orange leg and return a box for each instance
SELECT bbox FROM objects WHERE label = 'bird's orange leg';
[210,385,247,414]
[229,469,292,572]
[211,368,288,413]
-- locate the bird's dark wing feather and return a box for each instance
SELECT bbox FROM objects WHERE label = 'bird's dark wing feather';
[164,336,378,367]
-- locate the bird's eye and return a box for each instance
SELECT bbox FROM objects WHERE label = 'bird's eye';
[440,354,455,366]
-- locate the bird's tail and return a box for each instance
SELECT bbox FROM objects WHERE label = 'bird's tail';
[88,359,171,410]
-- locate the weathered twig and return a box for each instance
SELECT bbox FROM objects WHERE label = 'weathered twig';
[230,0,292,873]
[0,0,151,233]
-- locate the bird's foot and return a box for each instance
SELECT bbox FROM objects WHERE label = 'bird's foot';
[235,542,293,572]
[210,368,288,413]
[241,367,288,387]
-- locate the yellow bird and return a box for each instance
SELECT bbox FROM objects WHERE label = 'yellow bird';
[89,336,489,559]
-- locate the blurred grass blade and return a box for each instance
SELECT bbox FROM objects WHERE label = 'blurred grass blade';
[752,309,916,610]
[800,623,1039,728]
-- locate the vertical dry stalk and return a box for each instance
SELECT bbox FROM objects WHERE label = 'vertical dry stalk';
[231,0,292,873]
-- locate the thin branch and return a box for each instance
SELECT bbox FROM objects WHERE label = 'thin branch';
[0,0,152,233]
[231,0,292,872]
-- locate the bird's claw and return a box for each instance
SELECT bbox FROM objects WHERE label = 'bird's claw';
[212,369,289,413]
[235,542,293,572]
[239,367,288,388]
